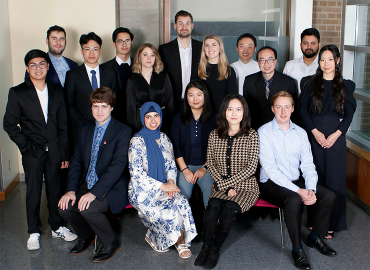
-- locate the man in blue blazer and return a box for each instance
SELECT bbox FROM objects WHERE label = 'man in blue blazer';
[58,87,131,262]
[25,25,78,87]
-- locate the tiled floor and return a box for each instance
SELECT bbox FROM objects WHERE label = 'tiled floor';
[1,182,369,270]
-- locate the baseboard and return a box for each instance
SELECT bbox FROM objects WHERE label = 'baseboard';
[347,188,370,216]
[0,174,20,201]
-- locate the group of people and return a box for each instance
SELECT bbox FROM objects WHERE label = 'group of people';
[3,9,357,270]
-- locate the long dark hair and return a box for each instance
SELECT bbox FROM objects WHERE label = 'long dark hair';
[312,44,346,114]
[216,94,251,139]
[181,80,213,125]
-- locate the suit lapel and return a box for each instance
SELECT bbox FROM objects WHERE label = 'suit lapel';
[99,65,106,86]
[26,80,47,123]
[78,64,93,90]
[85,123,95,164]
[97,118,115,161]
[268,71,281,103]
[171,39,182,78]
[256,72,268,103]
[47,83,55,121]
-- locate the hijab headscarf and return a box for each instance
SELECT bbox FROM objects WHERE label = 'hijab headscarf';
[136,102,166,183]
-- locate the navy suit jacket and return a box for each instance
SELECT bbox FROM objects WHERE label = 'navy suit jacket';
[170,111,217,165]
[66,117,132,214]
[243,71,298,130]
[159,38,202,110]
[25,54,78,87]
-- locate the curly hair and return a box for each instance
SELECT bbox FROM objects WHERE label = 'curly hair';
[131,43,164,74]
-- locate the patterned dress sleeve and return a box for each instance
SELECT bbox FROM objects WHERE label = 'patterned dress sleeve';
[206,130,225,183]
[161,133,177,184]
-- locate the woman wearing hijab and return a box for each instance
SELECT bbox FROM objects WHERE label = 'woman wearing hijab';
[128,101,197,259]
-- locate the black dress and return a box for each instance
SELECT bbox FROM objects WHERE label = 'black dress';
[194,64,237,111]
[300,77,357,231]
[126,72,174,134]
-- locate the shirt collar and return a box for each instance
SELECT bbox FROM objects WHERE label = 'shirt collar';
[263,72,275,85]
[84,63,99,73]
[272,117,295,132]
[48,52,65,62]
[177,38,192,50]
[115,56,131,66]
[95,117,111,131]
[300,54,319,67]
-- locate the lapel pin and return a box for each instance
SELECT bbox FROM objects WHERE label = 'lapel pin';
[104,141,107,144]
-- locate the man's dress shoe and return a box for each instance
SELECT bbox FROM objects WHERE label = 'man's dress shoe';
[70,235,95,255]
[306,236,337,256]
[292,249,311,270]
[92,238,120,262]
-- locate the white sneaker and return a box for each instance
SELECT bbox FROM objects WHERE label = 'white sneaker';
[52,226,78,241]
[27,233,40,250]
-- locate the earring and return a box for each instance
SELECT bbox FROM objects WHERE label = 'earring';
[336,63,340,67]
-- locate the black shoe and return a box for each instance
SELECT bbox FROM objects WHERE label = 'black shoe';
[292,249,311,270]
[252,211,267,220]
[70,235,95,255]
[92,238,120,262]
[203,246,220,269]
[269,209,280,222]
[306,236,337,256]
[194,244,211,267]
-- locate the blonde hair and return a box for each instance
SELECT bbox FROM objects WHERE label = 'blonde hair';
[198,34,230,80]
[132,43,164,74]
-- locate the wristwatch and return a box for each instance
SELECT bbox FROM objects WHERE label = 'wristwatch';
[202,164,208,170]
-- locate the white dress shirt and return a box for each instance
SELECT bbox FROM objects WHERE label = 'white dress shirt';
[35,85,49,150]
[178,39,192,99]
[283,55,319,94]
[84,64,100,88]
[230,59,260,95]
[115,56,131,66]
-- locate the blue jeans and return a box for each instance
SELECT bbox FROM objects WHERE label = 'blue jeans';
[177,165,214,208]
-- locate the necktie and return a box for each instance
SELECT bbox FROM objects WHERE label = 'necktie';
[86,127,103,189]
[265,81,270,99]
[90,70,98,90]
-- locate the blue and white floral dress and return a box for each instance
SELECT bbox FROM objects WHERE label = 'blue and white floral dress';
[128,132,197,251]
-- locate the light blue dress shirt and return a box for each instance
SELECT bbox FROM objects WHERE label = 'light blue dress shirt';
[258,118,318,192]
[48,52,70,87]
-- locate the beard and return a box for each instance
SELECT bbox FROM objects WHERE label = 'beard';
[302,48,318,59]
[49,46,65,56]
[177,30,191,38]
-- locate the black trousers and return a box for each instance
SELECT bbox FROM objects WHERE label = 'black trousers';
[308,114,347,231]
[59,183,115,249]
[22,151,63,234]
[259,178,336,248]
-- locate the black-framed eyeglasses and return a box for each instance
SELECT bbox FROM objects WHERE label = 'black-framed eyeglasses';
[258,59,276,64]
[116,39,131,45]
[28,62,47,70]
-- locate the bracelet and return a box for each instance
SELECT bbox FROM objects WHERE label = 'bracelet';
[181,167,189,172]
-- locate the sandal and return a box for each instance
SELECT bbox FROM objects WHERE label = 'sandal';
[145,236,169,253]
[324,231,334,239]
[174,243,191,259]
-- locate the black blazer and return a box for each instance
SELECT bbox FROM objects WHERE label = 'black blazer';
[243,71,298,130]
[67,117,132,214]
[101,58,132,124]
[3,79,69,164]
[65,64,118,143]
[25,55,78,87]
[159,38,202,110]
[170,111,217,165]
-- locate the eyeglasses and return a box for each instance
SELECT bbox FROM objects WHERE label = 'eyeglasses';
[28,62,48,70]
[83,47,100,53]
[258,59,276,64]
[116,39,132,45]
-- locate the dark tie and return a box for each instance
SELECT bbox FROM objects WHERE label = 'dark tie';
[86,127,103,189]
[90,70,98,90]
[265,81,270,99]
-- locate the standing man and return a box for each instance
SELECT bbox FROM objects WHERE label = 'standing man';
[159,10,202,110]
[230,33,260,95]
[59,87,132,262]
[4,50,77,250]
[65,32,117,149]
[283,28,321,93]
[258,91,336,270]
[26,25,78,87]
[102,27,134,123]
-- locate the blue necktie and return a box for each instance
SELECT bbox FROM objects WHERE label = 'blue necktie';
[90,70,98,90]
[86,127,103,189]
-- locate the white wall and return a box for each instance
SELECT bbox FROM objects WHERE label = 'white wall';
[0,0,20,190]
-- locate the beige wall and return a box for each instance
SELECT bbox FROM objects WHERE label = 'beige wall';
[6,0,116,176]
[0,0,19,190]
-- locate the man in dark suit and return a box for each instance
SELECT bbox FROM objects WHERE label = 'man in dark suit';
[243,46,298,131]
[159,10,202,111]
[4,49,77,251]
[243,46,298,221]
[25,25,78,87]
[58,87,132,262]
[65,32,117,149]
[101,27,134,124]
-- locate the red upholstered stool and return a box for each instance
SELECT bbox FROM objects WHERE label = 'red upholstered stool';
[254,198,285,248]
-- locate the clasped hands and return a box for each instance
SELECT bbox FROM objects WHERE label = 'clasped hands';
[297,189,316,205]
[312,128,342,149]
[58,191,96,211]
[160,179,180,199]
[183,167,207,184]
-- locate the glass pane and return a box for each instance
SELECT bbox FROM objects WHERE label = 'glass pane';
[350,99,370,142]
[170,0,289,72]
[352,52,370,94]
[344,4,370,46]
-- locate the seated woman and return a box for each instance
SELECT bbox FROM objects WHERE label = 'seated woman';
[126,43,174,134]
[170,80,217,208]
[128,101,197,259]
[194,94,260,269]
